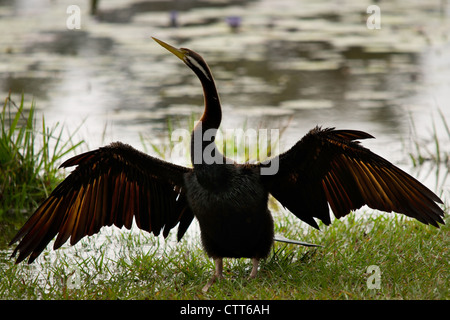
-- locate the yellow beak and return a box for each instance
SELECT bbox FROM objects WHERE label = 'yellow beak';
[152,37,186,61]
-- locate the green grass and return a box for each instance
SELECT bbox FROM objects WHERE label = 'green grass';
[407,109,449,201]
[1,212,448,299]
[408,108,450,171]
[0,94,84,219]
[0,95,84,248]
[0,95,448,300]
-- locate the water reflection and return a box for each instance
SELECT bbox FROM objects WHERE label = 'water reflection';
[94,0,256,24]
[24,30,115,56]
[1,0,449,182]
[0,0,449,274]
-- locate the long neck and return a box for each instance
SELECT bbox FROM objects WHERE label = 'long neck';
[190,71,222,166]
[199,78,221,130]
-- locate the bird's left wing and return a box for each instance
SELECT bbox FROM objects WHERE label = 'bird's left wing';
[260,126,445,229]
[10,142,194,263]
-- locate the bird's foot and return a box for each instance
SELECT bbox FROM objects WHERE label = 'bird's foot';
[248,258,259,279]
[202,273,224,293]
[202,258,223,293]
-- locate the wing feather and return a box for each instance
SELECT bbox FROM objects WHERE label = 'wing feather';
[10,142,194,264]
[262,126,445,228]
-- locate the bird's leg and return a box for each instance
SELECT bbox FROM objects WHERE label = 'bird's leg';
[249,258,259,279]
[202,258,223,293]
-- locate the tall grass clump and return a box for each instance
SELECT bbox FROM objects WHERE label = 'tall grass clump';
[407,109,449,200]
[409,109,450,169]
[140,113,289,166]
[0,94,84,222]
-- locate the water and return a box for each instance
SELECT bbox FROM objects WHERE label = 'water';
[1,1,449,221]
[1,0,450,287]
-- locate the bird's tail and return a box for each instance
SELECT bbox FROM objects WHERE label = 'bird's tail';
[274,235,323,247]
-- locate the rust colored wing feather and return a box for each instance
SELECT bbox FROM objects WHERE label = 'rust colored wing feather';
[262,126,445,229]
[10,142,194,264]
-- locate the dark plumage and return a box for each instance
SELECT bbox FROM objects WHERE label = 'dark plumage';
[10,38,445,292]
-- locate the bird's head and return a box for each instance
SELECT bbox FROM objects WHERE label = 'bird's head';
[152,37,213,82]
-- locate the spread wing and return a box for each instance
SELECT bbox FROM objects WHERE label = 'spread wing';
[261,126,445,229]
[10,142,194,263]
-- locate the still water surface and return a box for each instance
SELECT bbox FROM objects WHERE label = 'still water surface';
[1,0,449,282]
[1,0,449,207]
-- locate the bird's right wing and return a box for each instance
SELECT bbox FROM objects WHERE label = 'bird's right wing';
[260,126,445,229]
[10,142,194,263]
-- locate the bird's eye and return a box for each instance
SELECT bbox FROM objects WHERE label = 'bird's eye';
[185,55,192,63]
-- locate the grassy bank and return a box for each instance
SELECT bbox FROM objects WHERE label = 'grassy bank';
[1,212,448,299]
[0,95,84,218]
[0,95,84,247]
[0,96,448,300]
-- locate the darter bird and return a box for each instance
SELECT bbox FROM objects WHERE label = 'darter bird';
[10,38,445,292]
